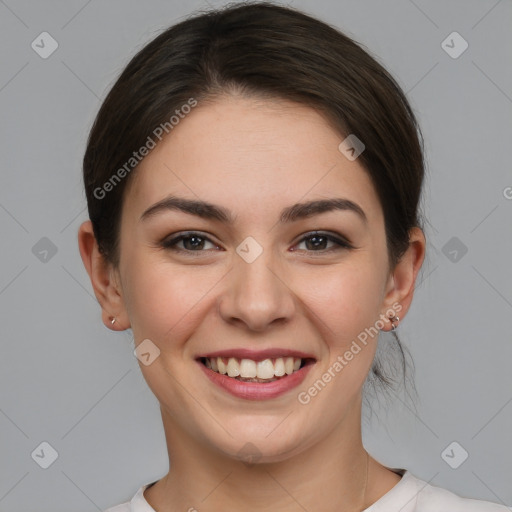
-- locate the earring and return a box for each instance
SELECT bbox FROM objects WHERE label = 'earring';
[110,317,116,325]
[389,315,399,330]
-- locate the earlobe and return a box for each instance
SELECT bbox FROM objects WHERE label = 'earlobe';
[77,220,130,330]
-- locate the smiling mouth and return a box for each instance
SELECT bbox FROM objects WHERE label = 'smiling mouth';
[198,356,315,383]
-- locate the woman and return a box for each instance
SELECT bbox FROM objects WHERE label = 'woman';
[78,2,509,511]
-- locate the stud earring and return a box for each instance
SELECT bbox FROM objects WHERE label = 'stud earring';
[389,315,399,330]
[110,317,116,325]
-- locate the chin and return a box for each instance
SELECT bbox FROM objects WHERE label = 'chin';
[207,423,308,465]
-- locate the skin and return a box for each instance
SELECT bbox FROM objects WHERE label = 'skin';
[79,95,425,511]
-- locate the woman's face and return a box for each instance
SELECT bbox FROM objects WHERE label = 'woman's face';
[113,95,403,462]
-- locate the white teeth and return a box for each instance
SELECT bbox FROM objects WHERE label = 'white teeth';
[274,357,285,376]
[226,357,240,377]
[205,356,304,379]
[240,359,257,378]
[257,359,275,379]
[217,357,227,374]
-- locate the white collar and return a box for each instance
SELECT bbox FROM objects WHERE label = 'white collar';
[130,469,416,511]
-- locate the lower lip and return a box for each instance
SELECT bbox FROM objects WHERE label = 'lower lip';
[197,360,314,401]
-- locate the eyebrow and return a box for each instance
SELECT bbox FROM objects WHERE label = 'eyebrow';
[140,195,367,225]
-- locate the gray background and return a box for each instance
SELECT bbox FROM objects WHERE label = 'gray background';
[0,0,511,511]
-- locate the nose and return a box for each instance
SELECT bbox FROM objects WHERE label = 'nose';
[218,247,296,332]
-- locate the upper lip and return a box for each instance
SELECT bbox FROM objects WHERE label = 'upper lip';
[196,348,316,362]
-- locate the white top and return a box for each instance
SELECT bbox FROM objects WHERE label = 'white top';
[104,469,510,511]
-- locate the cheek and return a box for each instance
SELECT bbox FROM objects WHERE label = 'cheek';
[293,261,384,341]
[121,251,221,342]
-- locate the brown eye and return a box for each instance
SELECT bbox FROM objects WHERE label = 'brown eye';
[293,232,352,252]
[162,232,219,253]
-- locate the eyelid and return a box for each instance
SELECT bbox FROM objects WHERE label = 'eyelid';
[292,231,353,251]
[161,231,222,252]
[161,230,353,254]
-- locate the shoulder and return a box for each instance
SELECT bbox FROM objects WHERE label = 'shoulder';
[403,471,510,511]
[102,481,157,512]
[103,503,131,512]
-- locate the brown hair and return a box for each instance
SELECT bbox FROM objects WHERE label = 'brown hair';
[83,1,425,407]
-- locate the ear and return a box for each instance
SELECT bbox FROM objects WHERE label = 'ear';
[78,220,130,330]
[380,227,426,331]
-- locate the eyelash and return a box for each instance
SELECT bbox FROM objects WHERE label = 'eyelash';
[161,231,353,255]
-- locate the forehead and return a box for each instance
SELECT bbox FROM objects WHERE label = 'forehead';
[123,95,383,227]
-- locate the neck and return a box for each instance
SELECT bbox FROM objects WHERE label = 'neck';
[146,401,375,512]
